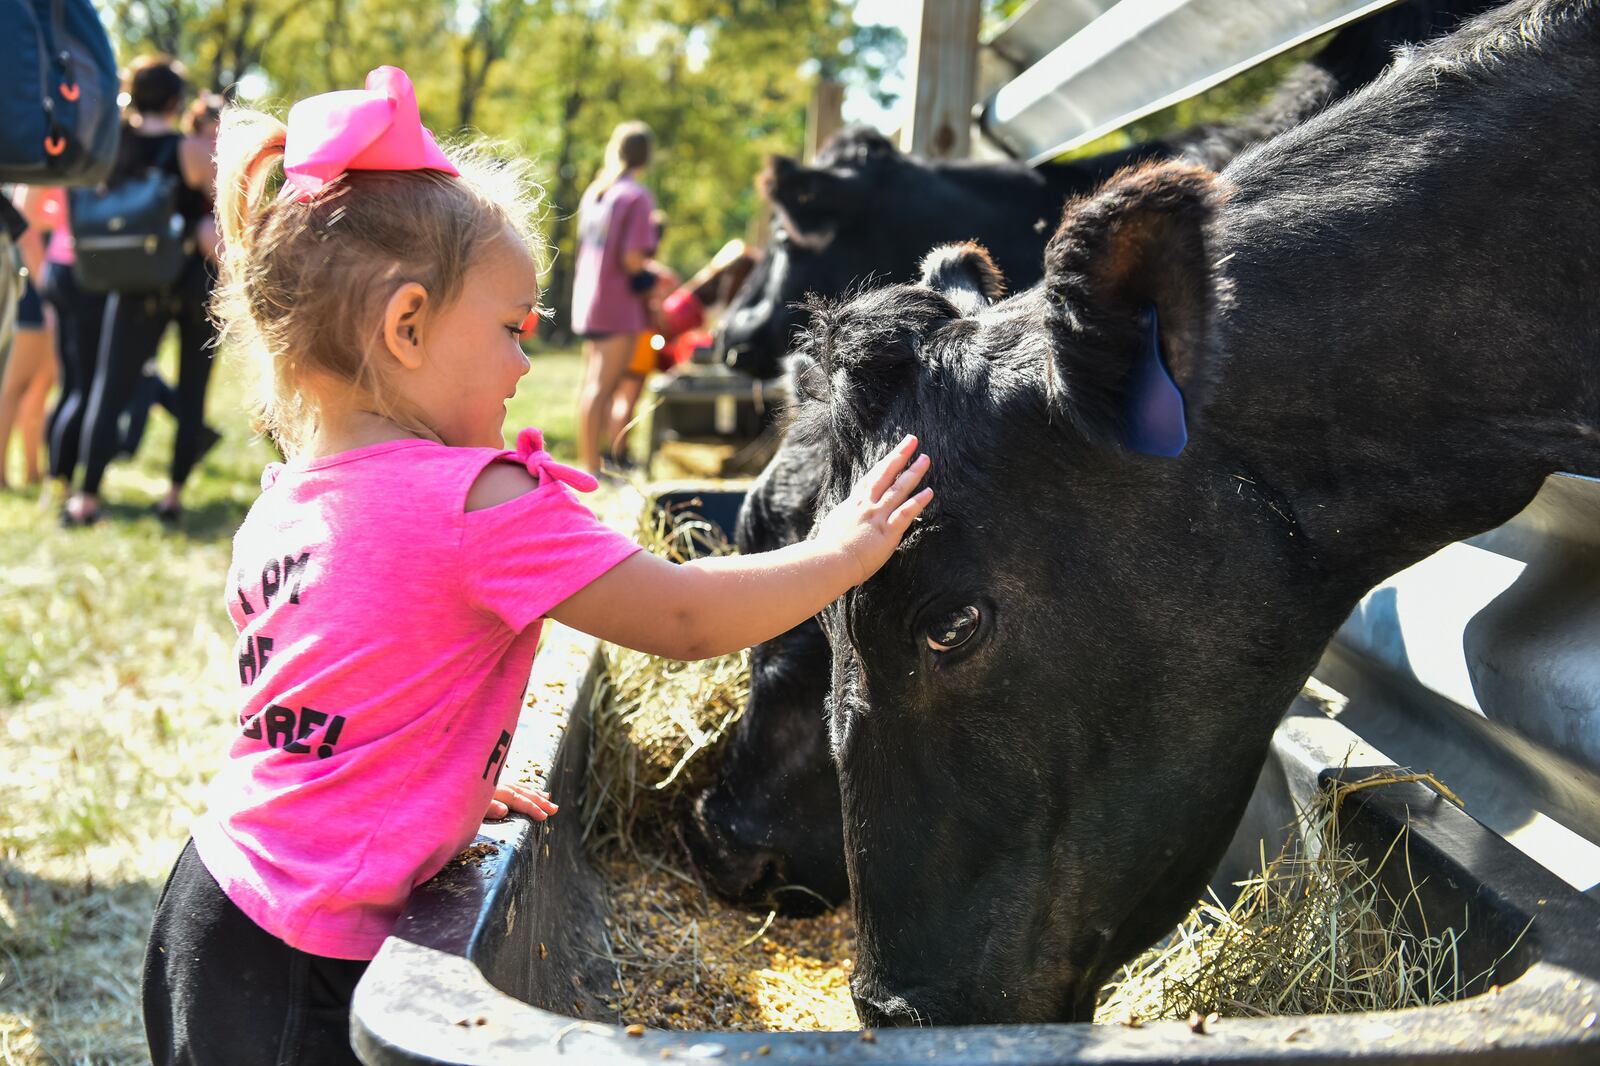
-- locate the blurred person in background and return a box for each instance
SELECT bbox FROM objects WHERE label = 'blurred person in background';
[63,56,217,526]
[0,199,21,469]
[571,120,657,476]
[608,211,679,467]
[0,186,58,489]
[28,180,107,503]
[116,91,226,463]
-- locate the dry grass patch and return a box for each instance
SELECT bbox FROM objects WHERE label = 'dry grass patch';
[602,859,857,1032]
[0,425,257,1065]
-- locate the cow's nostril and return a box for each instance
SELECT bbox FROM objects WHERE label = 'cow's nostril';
[851,982,927,1029]
[682,793,788,903]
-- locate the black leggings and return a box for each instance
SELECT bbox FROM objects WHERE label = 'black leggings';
[77,256,218,496]
[41,260,109,482]
[143,840,369,1066]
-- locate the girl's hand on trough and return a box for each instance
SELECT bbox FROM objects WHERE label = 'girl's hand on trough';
[487,782,559,821]
[813,433,933,585]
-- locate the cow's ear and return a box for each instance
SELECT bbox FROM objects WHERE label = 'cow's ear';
[759,155,861,240]
[918,241,1005,317]
[786,348,828,406]
[1042,163,1227,455]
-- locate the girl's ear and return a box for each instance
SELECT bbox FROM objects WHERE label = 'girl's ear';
[380,282,429,370]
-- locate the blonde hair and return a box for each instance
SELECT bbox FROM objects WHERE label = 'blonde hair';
[212,104,545,455]
[582,120,653,205]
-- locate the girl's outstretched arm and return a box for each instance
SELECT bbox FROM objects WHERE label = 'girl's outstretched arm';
[547,435,932,660]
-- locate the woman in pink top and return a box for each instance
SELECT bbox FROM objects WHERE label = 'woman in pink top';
[141,69,932,1066]
[570,120,657,474]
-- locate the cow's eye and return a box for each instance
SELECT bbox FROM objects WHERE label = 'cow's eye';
[926,606,980,653]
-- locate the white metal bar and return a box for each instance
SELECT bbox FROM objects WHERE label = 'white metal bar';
[978,0,1407,164]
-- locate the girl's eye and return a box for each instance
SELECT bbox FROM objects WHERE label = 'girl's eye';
[514,311,538,339]
[926,606,980,653]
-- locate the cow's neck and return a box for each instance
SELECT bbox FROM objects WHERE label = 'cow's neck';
[1199,75,1600,596]
[1205,249,1596,598]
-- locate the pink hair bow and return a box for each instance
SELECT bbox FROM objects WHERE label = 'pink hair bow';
[283,66,459,202]
[515,428,599,493]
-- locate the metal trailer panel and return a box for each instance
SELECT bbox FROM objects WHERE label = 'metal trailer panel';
[975,0,1119,132]
[977,0,1408,164]
[983,0,1122,80]
[1323,473,1600,896]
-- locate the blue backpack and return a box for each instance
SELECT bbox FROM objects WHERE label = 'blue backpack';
[1,0,120,186]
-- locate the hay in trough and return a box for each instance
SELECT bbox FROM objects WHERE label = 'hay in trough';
[601,857,859,1031]
[582,498,749,858]
[580,494,861,1031]
[1095,771,1515,1025]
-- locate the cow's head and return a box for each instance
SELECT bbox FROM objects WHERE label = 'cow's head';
[792,164,1346,1025]
[682,433,849,915]
[719,128,906,379]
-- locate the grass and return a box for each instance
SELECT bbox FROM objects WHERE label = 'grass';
[0,339,582,1065]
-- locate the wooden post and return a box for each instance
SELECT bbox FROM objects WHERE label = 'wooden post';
[746,204,775,251]
[804,78,845,162]
[903,0,982,159]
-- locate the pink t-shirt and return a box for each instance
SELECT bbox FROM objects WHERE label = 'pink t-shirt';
[570,175,656,335]
[191,428,641,960]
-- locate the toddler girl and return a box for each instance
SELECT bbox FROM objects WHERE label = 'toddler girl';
[140,68,930,1066]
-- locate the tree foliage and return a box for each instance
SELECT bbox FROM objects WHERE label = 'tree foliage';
[95,0,901,337]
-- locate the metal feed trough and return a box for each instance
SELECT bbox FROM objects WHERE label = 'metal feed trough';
[350,1,1600,1060]
[351,477,1600,1065]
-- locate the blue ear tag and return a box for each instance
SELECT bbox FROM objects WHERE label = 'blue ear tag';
[1124,305,1188,457]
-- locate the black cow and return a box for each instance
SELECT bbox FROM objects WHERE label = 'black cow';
[790,0,1599,1026]
[685,0,1515,919]
[718,0,1503,382]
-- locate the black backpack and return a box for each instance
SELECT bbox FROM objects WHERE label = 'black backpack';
[70,136,188,294]
[1,0,120,186]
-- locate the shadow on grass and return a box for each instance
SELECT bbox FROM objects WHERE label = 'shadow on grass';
[160,495,256,542]
[77,496,252,544]
[0,859,163,1065]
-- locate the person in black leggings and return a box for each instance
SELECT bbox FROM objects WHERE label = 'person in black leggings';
[62,56,216,527]
[42,254,109,486]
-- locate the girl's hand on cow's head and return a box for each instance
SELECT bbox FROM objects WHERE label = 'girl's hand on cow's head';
[814,434,933,585]
[487,782,559,822]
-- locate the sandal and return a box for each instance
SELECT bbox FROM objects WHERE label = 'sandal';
[154,501,183,527]
[60,504,101,528]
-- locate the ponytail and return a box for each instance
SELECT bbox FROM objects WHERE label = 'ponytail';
[583,120,653,204]
[215,108,287,270]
